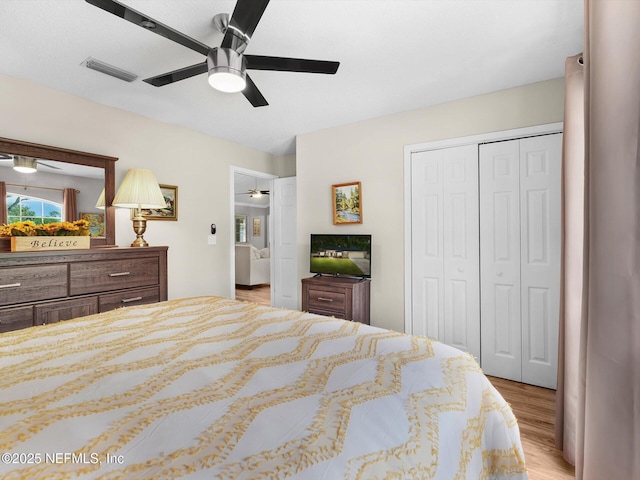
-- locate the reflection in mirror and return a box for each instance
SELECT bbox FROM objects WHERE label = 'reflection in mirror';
[0,157,105,237]
[0,137,117,250]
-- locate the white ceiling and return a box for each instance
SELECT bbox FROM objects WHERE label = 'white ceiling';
[0,0,583,156]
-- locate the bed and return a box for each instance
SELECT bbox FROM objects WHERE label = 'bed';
[0,296,527,479]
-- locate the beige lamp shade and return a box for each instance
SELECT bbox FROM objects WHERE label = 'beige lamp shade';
[95,188,106,210]
[113,169,166,209]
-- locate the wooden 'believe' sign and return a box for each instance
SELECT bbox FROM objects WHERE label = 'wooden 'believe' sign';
[10,236,91,252]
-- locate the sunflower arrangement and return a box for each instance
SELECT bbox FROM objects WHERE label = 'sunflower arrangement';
[0,220,90,237]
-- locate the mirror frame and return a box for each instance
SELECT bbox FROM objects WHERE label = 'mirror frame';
[0,137,117,249]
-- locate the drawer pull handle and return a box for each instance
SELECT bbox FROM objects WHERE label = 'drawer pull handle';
[121,296,143,304]
[109,272,131,277]
[0,282,21,289]
[317,297,334,302]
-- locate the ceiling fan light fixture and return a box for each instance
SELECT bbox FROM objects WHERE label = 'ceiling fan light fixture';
[207,48,246,93]
[13,156,37,174]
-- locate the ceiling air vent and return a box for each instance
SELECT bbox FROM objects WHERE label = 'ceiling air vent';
[81,57,138,82]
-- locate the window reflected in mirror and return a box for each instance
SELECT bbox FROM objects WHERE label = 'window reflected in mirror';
[1,156,106,237]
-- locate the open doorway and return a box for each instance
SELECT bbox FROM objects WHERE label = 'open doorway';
[230,167,277,305]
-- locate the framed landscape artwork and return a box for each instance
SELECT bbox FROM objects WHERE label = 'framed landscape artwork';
[132,184,178,221]
[332,181,362,225]
[80,212,105,237]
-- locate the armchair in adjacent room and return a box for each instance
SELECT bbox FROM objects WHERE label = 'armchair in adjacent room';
[235,244,270,287]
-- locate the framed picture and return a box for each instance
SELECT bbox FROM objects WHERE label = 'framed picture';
[332,181,362,225]
[80,212,105,237]
[132,184,178,221]
[253,217,261,236]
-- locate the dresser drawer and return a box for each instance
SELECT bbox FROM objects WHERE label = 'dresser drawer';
[35,296,99,325]
[69,257,159,296]
[307,288,346,314]
[99,286,160,312]
[0,265,68,307]
[0,306,34,333]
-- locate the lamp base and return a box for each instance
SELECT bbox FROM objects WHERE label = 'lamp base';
[131,215,149,247]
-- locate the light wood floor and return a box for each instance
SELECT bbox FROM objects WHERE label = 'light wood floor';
[235,284,271,306]
[489,376,575,480]
[232,289,574,479]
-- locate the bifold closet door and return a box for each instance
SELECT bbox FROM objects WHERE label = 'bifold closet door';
[411,145,480,360]
[479,134,562,388]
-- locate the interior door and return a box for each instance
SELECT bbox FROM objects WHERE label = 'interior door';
[272,177,297,309]
[519,134,562,389]
[479,140,522,382]
[411,145,480,359]
[411,149,444,340]
[480,134,561,388]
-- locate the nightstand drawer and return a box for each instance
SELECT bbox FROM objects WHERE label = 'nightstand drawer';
[302,276,370,324]
[0,306,34,333]
[70,258,159,296]
[307,288,346,313]
[99,286,160,312]
[0,265,68,306]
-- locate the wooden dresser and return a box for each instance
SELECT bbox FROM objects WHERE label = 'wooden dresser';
[0,246,168,333]
[301,275,370,324]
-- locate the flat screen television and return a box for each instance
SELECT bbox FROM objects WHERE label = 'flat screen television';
[310,234,372,278]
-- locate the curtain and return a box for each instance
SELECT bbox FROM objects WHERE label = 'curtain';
[0,181,7,225]
[556,53,584,466]
[63,188,78,222]
[558,1,640,479]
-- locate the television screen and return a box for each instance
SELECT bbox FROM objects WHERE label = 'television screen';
[310,234,371,278]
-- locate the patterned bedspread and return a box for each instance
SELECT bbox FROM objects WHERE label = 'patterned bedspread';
[0,296,527,479]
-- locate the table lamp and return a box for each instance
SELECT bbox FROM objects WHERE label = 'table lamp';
[112,169,166,247]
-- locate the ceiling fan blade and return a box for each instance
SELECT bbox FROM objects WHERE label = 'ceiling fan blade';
[245,55,339,74]
[222,0,270,48]
[37,161,62,170]
[144,61,208,87]
[85,0,210,56]
[242,74,268,107]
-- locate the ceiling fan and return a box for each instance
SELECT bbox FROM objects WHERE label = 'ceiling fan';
[0,154,62,173]
[235,174,270,198]
[85,0,340,107]
[236,187,270,198]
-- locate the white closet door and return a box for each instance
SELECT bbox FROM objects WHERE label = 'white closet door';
[411,150,444,340]
[480,134,562,387]
[412,145,480,359]
[519,135,562,389]
[479,140,522,382]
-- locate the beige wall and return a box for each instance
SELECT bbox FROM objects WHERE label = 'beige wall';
[297,78,565,332]
[0,73,284,300]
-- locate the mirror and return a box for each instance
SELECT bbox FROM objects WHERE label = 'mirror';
[0,137,117,250]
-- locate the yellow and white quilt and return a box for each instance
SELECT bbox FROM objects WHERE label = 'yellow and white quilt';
[0,296,527,479]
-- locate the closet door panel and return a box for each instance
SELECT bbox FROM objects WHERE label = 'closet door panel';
[411,150,444,340]
[442,146,480,360]
[411,145,479,357]
[480,140,522,382]
[519,134,562,388]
